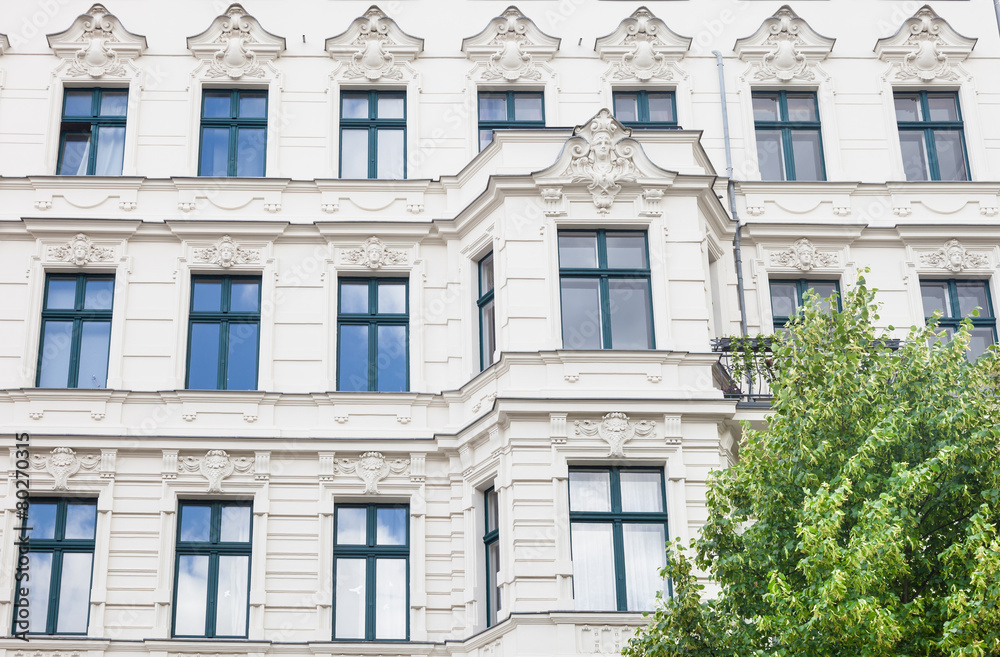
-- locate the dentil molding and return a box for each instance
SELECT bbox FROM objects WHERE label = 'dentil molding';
[46,3,147,78]
[735,5,835,82]
[325,5,423,81]
[876,5,976,82]
[187,3,286,79]
[595,7,691,82]
[462,6,560,82]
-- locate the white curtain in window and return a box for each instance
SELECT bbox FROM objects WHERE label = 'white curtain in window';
[215,555,249,636]
[571,523,616,610]
[623,524,666,611]
[94,126,125,176]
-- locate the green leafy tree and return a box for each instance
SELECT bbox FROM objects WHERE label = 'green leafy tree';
[625,277,1000,657]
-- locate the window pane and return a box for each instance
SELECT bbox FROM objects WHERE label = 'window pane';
[559,233,598,268]
[375,559,407,639]
[38,321,74,388]
[377,507,407,545]
[335,558,367,639]
[606,233,647,269]
[481,299,496,368]
[215,555,249,636]
[807,282,838,312]
[337,507,367,544]
[790,130,824,181]
[623,523,666,611]
[84,279,114,310]
[56,551,93,633]
[927,94,959,121]
[755,129,785,181]
[25,552,53,632]
[230,280,260,312]
[78,321,111,389]
[513,93,543,121]
[175,555,209,636]
[561,278,603,349]
[220,505,251,542]
[236,127,266,177]
[203,92,232,118]
[770,282,798,318]
[187,323,221,389]
[486,489,499,533]
[613,93,638,123]
[28,503,58,539]
[376,324,407,392]
[342,93,369,119]
[377,94,405,119]
[94,126,125,175]
[99,91,128,117]
[785,94,818,122]
[64,90,93,117]
[59,133,92,175]
[569,471,611,512]
[489,540,501,620]
[921,282,950,318]
[969,328,995,361]
[620,472,663,512]
[571,523,616,610]
[479,93,507,121]
[933,130,968,181]
[47,279,78,309]
[193,279,223,312]
[647,92,675,123]
[752,93,780,121]
[377,281,406,314]
[226,322,258,390]
[179,505,211,542]
[238,92,266,118]
[480,254,494,294]
[338,324,370,391]
[894,94,921,122]
[340,281,369,314]
[199,127,230,176]
[64,503,97,539]
[609,278,653,349]
[479,129,494,151]
[956,282,989,317]
[341,129,369,178]
[899,131,929,181]
[376,129,404,180]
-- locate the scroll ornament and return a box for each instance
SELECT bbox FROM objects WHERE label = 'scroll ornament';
[30,447,100,490]
[575,412,655,458]
[178,449,254,492]
[334,451,410,494]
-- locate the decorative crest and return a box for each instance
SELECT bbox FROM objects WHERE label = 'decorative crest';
[187,4,285,79]
[325,5,423,81]
[919,239,989,272]
[769,239,839,271]
[462,6,560,81]
[735,6,835,82]
[193,235,261,268]
[47,4,147,78]
[30,447,100,490]
[342,236,407,269]
[334,451,410,494]
[564,109,637,214]
[875,6,976,82]
[595,7,691,81]
[575,412,655,458]
[49,233,115,266]
[178,449,254,493]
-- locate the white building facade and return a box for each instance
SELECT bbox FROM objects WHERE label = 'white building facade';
[0,0,997,655]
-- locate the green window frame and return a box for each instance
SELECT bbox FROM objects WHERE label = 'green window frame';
[558,230,654,350]
[185,275,261,390]
[568,467,669,612]
[333,504,410,641]
[57,87,128,176]
[612,90,677,128]
[172,501,253,638]
[769,279,840,332]
[478,90,544,151]
[13,498,97,635]
[483,487,501,627]
[198,89,268,177]
[478,253,496,371]
[36,273,115,389]
[920,279,996,360]
[337,278,409,392]
[340,90,406,179]
[752,91,825,181]
[894,91,970,181]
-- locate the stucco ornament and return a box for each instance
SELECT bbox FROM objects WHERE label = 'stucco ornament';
[462,7,559,82]
[326,5,423,81]
[46,4,147,78]
[575,412,655,458]
[770,238,839,271]
[334,451,410,494]
[875,6,975,83]
[30,447,100,490]
[595,8,691,82]
[193,235,261,268]
[343,236,407,269]
[188,4,285,80]
[178,449,254,493]
[735,6,834,82]
[49,233,115,266]
[920,240,989,273]
[564,109,637,214]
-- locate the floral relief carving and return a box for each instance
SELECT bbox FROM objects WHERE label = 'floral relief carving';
[342,236,407,269]
[193,235,261,268]
[735,6,834,82]
[919,240,989,273]
[178,449,254,493]
[575,412,655,458]
[595,7,691,82]
[48,233,115,266]
[564,109,637,214]
[769,238,839,271]
[334,451,410,494]
[187,4,285,80]
[46,4,147,78]
[29,447,100,490]
[326,5,422,81]
[462,6,559,82]
[876,6,975,83]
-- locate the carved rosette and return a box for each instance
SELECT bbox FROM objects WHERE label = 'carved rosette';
[46,4,147,78]
[462,6,559,82]
[30,447,100,490]
[178,450,254,492]
[769,238,839,271]
[735,6,834,83]
[563,109,637,214]
[342,236,407,269]
[575,412,655,458]
[919,240,989,273]
[334,451,410,494]
[876,6,975,83]
[595,7,691,82]
[48,233,115,267]
[193,235,261,268]
[326,5,423,82]
[188,4,285,80]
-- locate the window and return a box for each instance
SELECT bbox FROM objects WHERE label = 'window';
[186,276,260,390]
[37,274,114,388]
[333,504,409,640]
[198,89,267,177]
[612,91,677,128]
[484,487,501,627]
[337,278,408,392]
[921,279,996,360]
[478,253,496,370]
[173,501,252,638]
[340,91,405,179]
[569,468,668,611]
[894,91,969,182]
[58,88,127,175]
[478,91,544,151]
[558,230,653,350]
[15,499,97,635]
[752,91,825,181]
[769,279,839,332]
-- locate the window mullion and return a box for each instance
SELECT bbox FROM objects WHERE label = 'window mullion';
[218,319,229,390]
[612,520,627,611]
[206,551,220,637]
[68,318,84,388]
[599,275,612,348]
[47,549,63,633]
